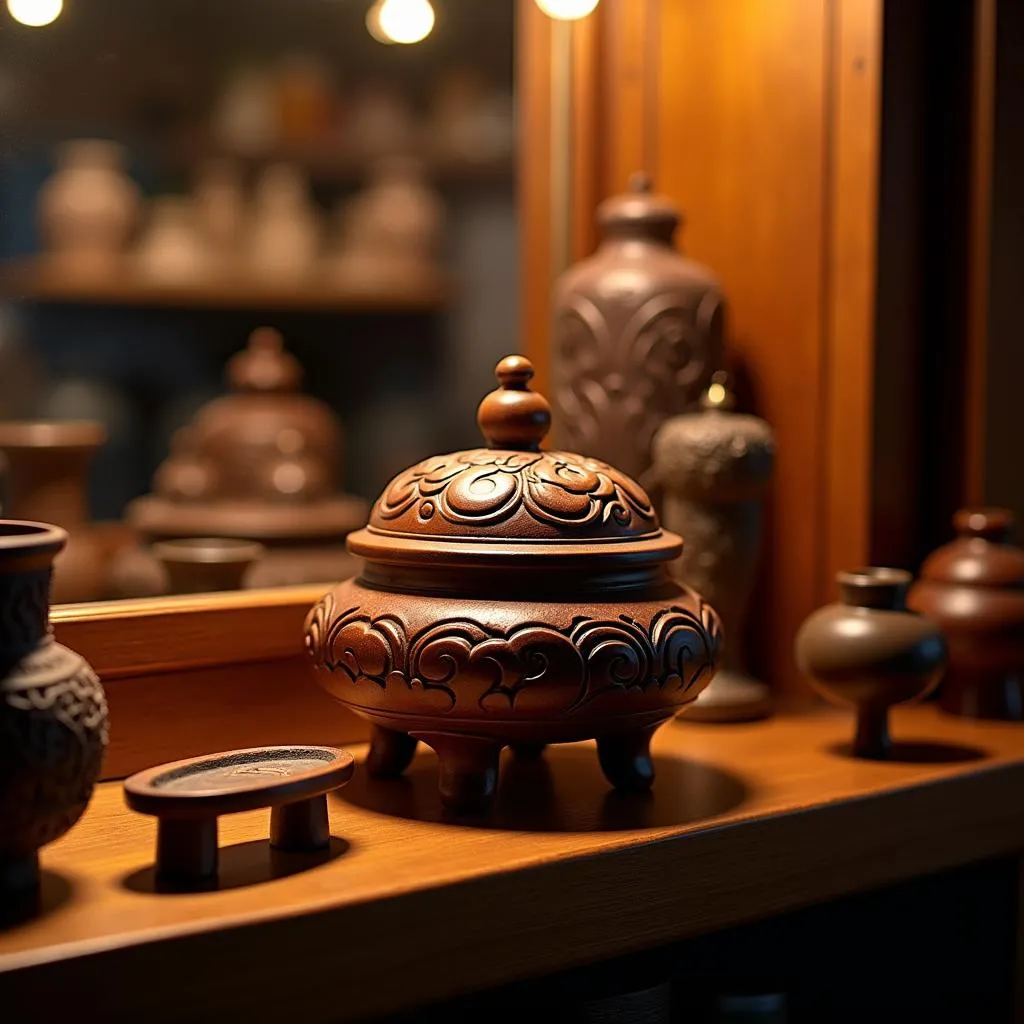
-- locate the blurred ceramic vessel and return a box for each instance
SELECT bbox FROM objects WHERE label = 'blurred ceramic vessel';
[795,568,946,758]
[135,196,210,284]
[909,508,1024,721]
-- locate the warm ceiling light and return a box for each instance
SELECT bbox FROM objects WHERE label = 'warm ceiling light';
[7,0,63,26]
[534,0,600,20]
[370,0,435,45]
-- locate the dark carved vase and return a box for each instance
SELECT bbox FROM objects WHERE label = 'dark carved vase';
[795,568,946,759]
[552,172,724,488]
[908,508,1024,721]
[0,421,109,603]
[652,373,775,721]
[0,520,108,903]
[305,356,721,814]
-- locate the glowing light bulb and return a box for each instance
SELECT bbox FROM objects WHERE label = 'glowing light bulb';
[365,1,393,44]
[7,0,63,26]
[534,0,600,20]
[373,0,435,45]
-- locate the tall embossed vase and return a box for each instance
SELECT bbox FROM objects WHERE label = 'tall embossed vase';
[0,520,108,908]
[552,173,724,488]
[652,375,775,721]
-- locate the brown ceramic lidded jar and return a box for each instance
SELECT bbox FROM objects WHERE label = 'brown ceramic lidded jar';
[909,508,1024,721]
[552,172,724,487]
[117,328,367,594]
[305,356,721,814]
[795,568,946,758]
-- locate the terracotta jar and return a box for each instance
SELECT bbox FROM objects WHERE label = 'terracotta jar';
[0,420,108,603]
[553,172,724,488]
[653,373,776,722]
[38,139,140,276]
[0,521,108,904]
[115,328,366,596]
[908,508,1024,721]
[248,164,320,281]
[135,196,211,285]
[795,568,946,758]
[305,356,721,813]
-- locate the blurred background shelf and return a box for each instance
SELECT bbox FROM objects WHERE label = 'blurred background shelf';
[0,260,451,313]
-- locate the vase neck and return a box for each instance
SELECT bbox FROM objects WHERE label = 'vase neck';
[837,568,911,610]
[0,567,53,661]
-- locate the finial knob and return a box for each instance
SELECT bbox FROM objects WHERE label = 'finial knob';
[628,171,653,194]
[228,327,303,393]
[954,507,1013,543]
[477,355,552,450]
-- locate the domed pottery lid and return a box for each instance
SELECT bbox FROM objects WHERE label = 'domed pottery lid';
[129,328,366,540]
[919,507,1024,588]
[597,172,681,242]
[348,355,680,569]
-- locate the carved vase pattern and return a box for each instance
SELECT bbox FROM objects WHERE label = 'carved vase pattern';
[553,173,724,487]
[0,521,108,896]
[652,376,775,720]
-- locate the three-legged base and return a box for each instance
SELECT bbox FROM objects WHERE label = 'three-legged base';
[367,722,659,815]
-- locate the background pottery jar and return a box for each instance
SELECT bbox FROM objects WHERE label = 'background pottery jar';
[114,328,365,596]
[795,568,946,759]
[0,521,108,903]
[908,507,1024,721]
[305,355,721,814]
[153,537,264,595]
[653,372,775,722]
[38,139,140,276]
[248,163,320,281]
[552,172,724,488]
[134,196,210,285]
[0,420,109,603]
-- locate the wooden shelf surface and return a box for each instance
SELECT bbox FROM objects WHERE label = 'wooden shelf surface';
[0,260,450,313]
[1,706,1023,1021]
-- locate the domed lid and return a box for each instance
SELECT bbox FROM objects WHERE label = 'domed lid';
[128,328,366,541]
[919,508,1024,587]
[348,355,680,568]
[597,172,682,243]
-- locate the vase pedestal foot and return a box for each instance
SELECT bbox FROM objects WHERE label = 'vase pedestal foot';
[366,725,418,778]
[510,742,547,760]
[413,732,503,814]
[853,706,892,760]
[597,725,658,792]
[678,670,772,723]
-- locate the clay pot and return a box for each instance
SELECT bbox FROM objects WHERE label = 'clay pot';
[38,139,140,276]
[795,568,946,759]
[135,196,210,285]
[194,159,245,266]
[553,172,724,487]
[153,537,265,595]
[248,164,320,280]
[0,421,108,603]
[115,328,366,596]
[305,356,721,814]
[653,373,776,722]
[0,521,108,906]
[908,508,1024,720]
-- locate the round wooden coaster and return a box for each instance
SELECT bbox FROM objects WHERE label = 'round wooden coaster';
[124,745,354,883]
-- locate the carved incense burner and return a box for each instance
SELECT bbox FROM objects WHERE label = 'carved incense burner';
[305,356,721,813]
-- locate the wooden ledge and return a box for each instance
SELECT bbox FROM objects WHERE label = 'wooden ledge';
[1,706,1022,1022]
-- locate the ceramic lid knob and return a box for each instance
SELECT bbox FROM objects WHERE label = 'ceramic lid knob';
[597,171,682,243]
[477,355,552,451]
[227,327,303,393]
[954,507,1013,543]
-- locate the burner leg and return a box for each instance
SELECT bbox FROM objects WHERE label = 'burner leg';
[366,725,418,778]
[156,817,218,882]
[414,732,503,814]
[597,725,658,792]
[510,742,547,760]
[271,795,330,851]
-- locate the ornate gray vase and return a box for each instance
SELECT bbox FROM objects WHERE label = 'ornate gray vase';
[652,373,775,721]
[552,172,724,488]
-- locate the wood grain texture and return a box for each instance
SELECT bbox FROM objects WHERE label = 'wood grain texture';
[821,0,882,592]
[1,705,1022,1022]
[654,0,830,699]
[52,588,368,781]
